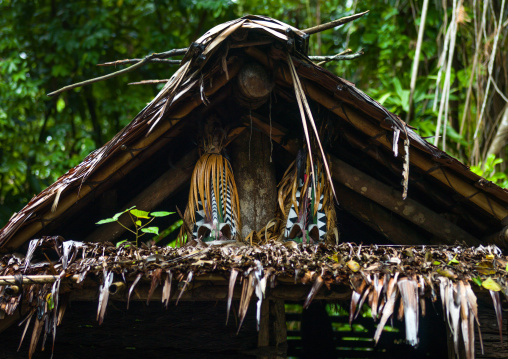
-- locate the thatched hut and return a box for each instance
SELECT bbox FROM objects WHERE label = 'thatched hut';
[1,15,508,359]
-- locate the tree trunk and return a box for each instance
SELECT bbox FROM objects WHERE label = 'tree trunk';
[230,130,277,239]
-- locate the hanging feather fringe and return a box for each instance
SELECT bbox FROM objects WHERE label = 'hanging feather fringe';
[179,153,241,244]
[276,153,337,243]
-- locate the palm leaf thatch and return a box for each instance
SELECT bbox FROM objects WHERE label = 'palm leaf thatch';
[2,237,508,358]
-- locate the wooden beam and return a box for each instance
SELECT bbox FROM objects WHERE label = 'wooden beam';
[249,112,480,246]
[2,60,243,251]
[336,184,429,245]
[329,156,481,246]
[63,281,350,303]
[0,275,80,285]
[243,46,508,223]
[483,226,508,248]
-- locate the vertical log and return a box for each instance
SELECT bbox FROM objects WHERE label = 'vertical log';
[230,130,277,238]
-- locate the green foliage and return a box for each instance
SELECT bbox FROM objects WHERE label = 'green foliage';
[470,155,508,189]
[96,206,172,246]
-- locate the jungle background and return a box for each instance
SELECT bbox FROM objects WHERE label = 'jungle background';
[1,0,507,227]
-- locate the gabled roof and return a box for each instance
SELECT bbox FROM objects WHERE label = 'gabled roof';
[1,15,507,251]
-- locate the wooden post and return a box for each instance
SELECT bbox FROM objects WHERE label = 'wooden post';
[271,299,287,357]
[231,130,277,239]
[258,300,270,347]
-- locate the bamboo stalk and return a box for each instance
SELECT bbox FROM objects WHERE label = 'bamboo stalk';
[0,275,80,285]
[407,0,429,123]
[473,0,507,142]
[458,0,488,146]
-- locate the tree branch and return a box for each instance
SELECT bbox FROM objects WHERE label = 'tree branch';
[310,49,364,65]
[47,48,188,97]
[128,79,169,85]
[98,58,181,66]
[302,10,369,34]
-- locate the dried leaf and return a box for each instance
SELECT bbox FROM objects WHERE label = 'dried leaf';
[147,268,163,305]
[349,291,361,325]
[346,260,360,272]
[237,272,255,333]
[162,270,172,309]
[127,273,142,310]
[374,287,398,343]
[176,271,194,305]
[226,268,239,325]
[397,278,419,346]
[303,275,324,309]
[490,290,503,343]
[482,277,502,291]
[97,271,114,325]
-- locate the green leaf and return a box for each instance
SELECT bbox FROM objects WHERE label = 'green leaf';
[472,277,482,287]
[482,277,502,291]
[432,261,441,266]
[46,293,55,310]
[447,255,459,265]
[141,227,159,235]
[135,220,141,226]
[112,206,136,220]
[150,211,173,217]
[116,239,130,248]
[96,218,116,224]
[130,209,150,219]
